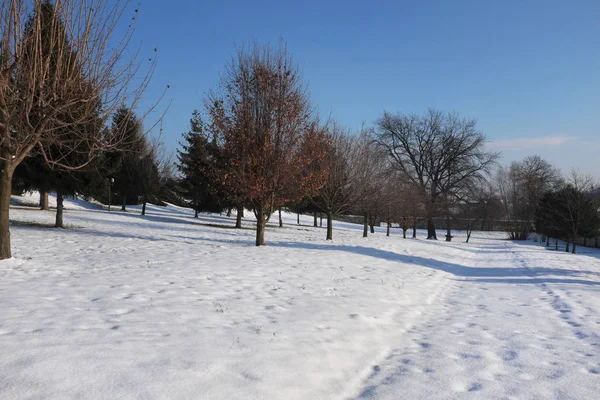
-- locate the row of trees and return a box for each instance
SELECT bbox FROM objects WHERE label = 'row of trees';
[173,42,501,246]
[13,106,172,225]
[0,0,165,260]
[2,2,595,258]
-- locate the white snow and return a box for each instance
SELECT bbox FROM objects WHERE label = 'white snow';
[1,193,599,399]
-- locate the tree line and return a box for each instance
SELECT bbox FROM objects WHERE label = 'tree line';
[1,1,597,261]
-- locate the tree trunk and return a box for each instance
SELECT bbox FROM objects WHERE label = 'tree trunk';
[326,211,333,240]
[256,208,266,246]
[363,213,368,238]
[386,221,390,237]
[313,211,318,227]
[226,207,232,217]
[466,231,471,243]
[572,236,577,254]
[565,240,570,253]
[55,191,64,228]
[236,206,243,228]
[194,209,199,218]
[555,238,559,250]
[546,236,550,247]
[40,191,49,211]
[297,212,300,225]
[412,222,416,238]
[279,207,283,228]
[445,214,452,242]
[0,167,14,260]
[403,228,407,239]
[370,221,375,234]
[426,215,437,240]
[121,195,126,211]
[141,200,147,216]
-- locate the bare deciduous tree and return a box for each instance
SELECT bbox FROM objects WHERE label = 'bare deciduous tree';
[353,130,389,238]
[0,0,164,259]
[311,123,358,241]
[375,109,498,240]
[496,155,562,240]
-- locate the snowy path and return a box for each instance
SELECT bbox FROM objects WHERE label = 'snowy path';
[353,241,600,399]
[1,196,600,399]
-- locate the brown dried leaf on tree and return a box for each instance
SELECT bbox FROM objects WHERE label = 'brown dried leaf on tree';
[206,41,327,246]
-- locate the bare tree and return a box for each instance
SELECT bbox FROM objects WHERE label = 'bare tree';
[455,181,495,243]
[375,109,498,240]
[496,155,562,240]
[311,123,358,240]
[560,171,599,254]
[353,130,389,238]
[0,0,164,259]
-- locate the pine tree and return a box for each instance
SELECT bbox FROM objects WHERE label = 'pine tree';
[108,108,147,211]
[176,110,224,217]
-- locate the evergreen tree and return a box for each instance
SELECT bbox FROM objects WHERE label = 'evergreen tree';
[13,0,105,228]
[108,108,146,211]
[138,150,161,215]
[176,110,224,217]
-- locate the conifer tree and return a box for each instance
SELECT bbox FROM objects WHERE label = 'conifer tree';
[176,111,223,217]
[108,108,147,211]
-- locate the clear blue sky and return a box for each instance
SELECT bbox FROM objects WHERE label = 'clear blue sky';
[130,0,600,177]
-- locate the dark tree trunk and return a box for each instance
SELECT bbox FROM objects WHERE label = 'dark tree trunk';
[236,206,243,228]
[370,220,375,234]
[326,211,333,240]
[445,214,452,242]
[297,212,300,225]
[412,223,416,238]
[0,166,14,259]
[466,231,472,243]
[426,215,437,240]
[227,207,232,217]
[480,209,488,231]
[141,198,147,216]
[194,209,199,218]
[555,238,559,250]
[279,207,283,228]
[55,191,64,228]
[403,228,407,239]
[121,195,126,211]
[386,221,390,237]
[40,191,49,210]
[546,236,550,247]
[363,213,368,238]
[572,236,577,254]
[313,211,318,227]
[256,208,266,246]
[565,240,570,253]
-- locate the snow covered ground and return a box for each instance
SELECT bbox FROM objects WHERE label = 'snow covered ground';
[1,194,600,399]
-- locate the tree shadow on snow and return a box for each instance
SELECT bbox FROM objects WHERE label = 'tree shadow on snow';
[262,240,600,286]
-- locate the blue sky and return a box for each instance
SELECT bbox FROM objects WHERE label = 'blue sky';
[129,0,600,177]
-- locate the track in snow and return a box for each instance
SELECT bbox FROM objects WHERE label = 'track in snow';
[352,241,600,399]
